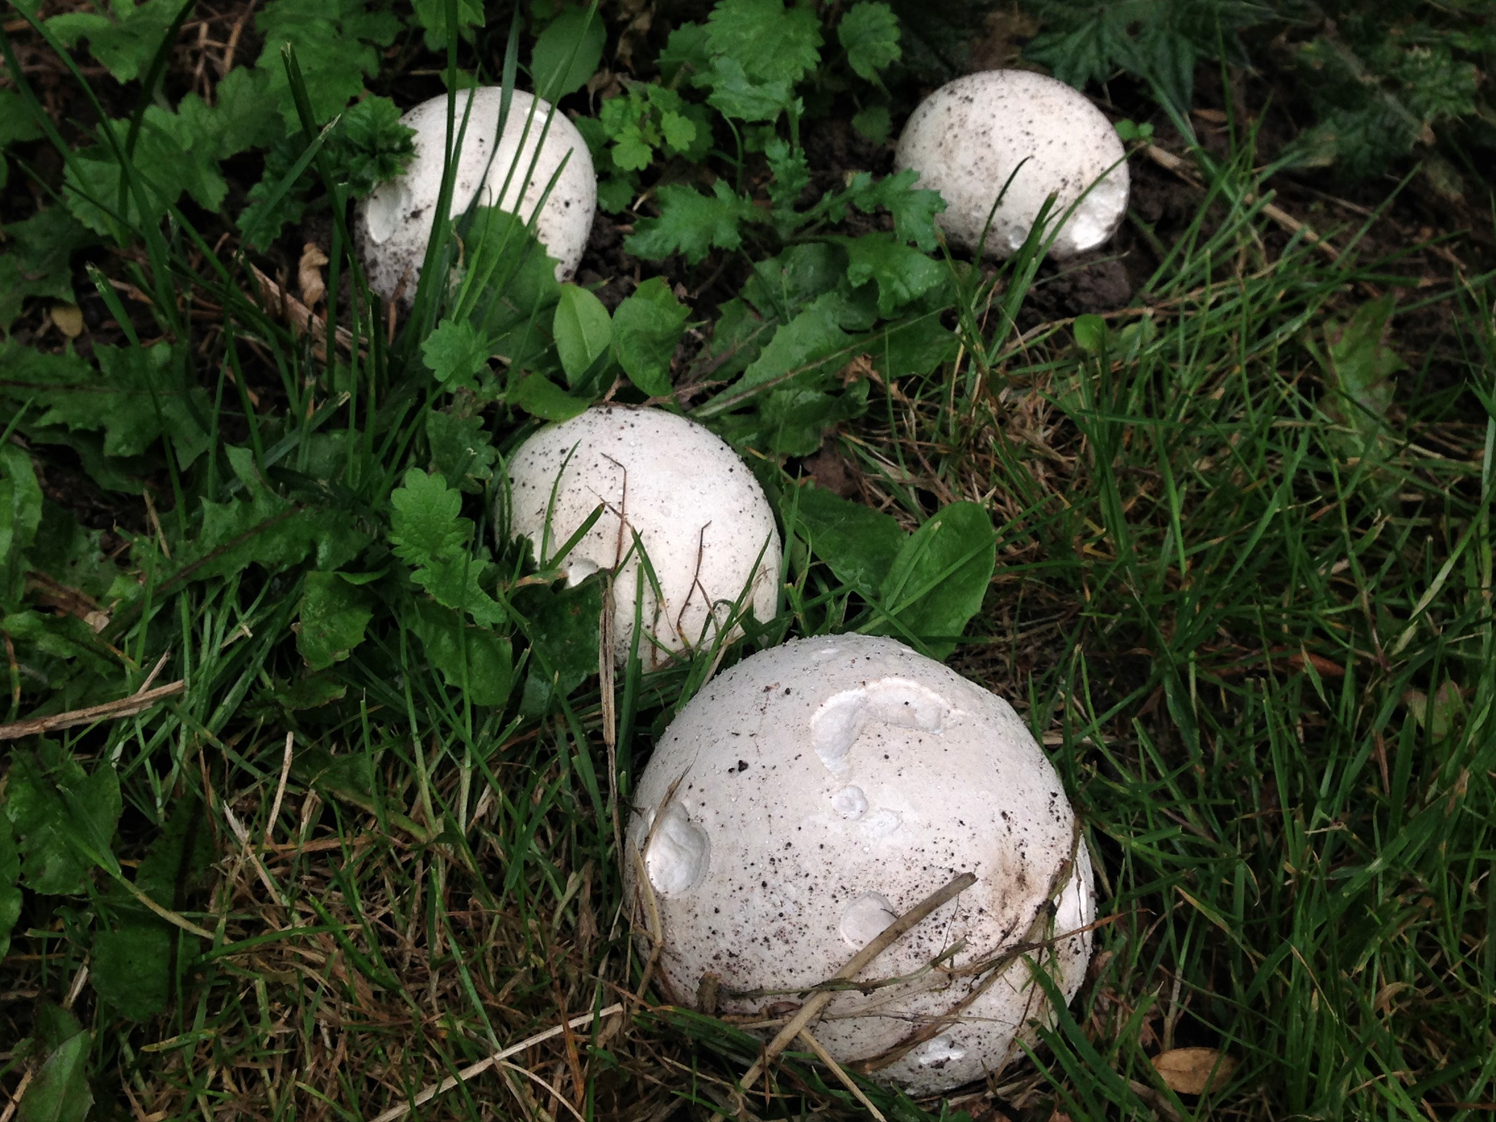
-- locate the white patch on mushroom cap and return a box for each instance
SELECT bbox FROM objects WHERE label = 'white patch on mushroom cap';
[894,69,1129,260]
[622,634,1096,1095]
[503,405,782,669]
[356,87,596,306]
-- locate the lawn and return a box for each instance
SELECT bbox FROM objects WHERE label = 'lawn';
[1,1,1494,1120]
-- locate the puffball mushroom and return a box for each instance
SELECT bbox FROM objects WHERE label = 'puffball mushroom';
[894,69,1129,260]
[624,634,1095,1095]
[504,405,781,669]
[356,87,596,305]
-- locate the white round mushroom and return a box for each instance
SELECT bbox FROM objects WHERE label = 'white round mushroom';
[894,70,1129,260]
[624,634,1095,1095]
[504,405,781,669]
[356,87,596,305]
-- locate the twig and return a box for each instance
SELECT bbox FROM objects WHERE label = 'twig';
[247,264,358,360]
[0,680,185,740]
[264,732,294,847]
[796,1029,887,1122]
[710,871,977,1122]
[368,1004,625,1122]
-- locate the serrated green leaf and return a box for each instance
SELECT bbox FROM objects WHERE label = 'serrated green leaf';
[612,277,689,397]
[792,483,903,595]
[705,0,822,86]
[0,207,93,336]
[846,169,946,252]
[407,600,512,706]
[838,232,945,317]
[532,4,607,102]
[703,57,796,122]
[298,571,375,670]
[627,181,760,264]
[553,284,613,387]
[422,319,491,389]
[389,468,506,626]
[409,0,484,50]
[47,0,182,83]
[737,290,855,394]
[515,580,601,715]
[875,501,995,657]
[6,744,122,896]
[838,1,901,81]
[427,409,498,493]
[186,447,319,581]
[255,0,401,128]
[92,920,173,1020]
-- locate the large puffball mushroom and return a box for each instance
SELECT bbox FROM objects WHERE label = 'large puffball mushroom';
[356,87,596,305]
[624,634,1095,1095]
[504,405,781,669]
[894,70,1129,261]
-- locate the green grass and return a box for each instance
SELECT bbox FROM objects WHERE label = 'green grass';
[2,3,1495,1121]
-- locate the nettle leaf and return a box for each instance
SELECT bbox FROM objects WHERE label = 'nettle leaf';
[876,501,995,657]
[838,1,901,81]
[0,207,93,336]
[765,138,811,214]
[407,600,512,706]
[423,319,491,389]
[627,181,761,264]
[613,277,690,398]
[553,285,613,388]
[532,4,607,102]
[31,343,211,467]
[838,232,946,317]
[846,169,945,252]
[255,0,402,128]
[64,110,227,237]
[297,571,375,670]
[389,468,505,625]
[47,0,183,83]
[427,410,498,494]
[5,743,122,896]
[409,0,484,51]
[705,0,822,86]
[791,483,903,595]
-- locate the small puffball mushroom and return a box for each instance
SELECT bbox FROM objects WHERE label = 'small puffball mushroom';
[895,70,1129,260]
[504,405,781,669]
[356,87,596,305]
[624,634,1095,1095]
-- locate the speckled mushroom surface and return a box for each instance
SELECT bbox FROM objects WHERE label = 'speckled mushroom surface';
[503,405,781,669]
[894,69,1129,260]
[356,87,595,305]
[624,634,1094,1095]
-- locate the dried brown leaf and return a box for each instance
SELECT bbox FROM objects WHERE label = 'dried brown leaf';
[1152,1047,1237,1096]
[299,242,330,307]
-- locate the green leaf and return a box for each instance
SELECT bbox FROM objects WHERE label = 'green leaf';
[423,319,491,389]
[30,342,210,466]
[627,181,760,264]
[298,571,375,670]
[737,291,855,395]
[510,373,591,422]
[838,232,945,317]
[92,920,173,1020]
[47,0,182,83]
[389,468,506,626]
[612,277,690,397]
[705,0,822,86]
[553,284,613,387]
[532,4,607,102]
[1073,314,1107,355]
[875,501,995,657]
[1318,294,1403,448]
[765,137,811,214]
[185,447,320,582]
[850,102,891,144]
[871,314,956,379]
[838,1,901,81]
[5,744,122,896]
[845,169,946,252]
[427,409,498,494]
[515,581,602,715]
[703,57,797,122]
[1,445,44,604]
[409,0,484,50]
[792,483,903,595]
[407,600,512,706]
[0,816,20,961]
[0,207,92,337]
[255,0,402,128]
[18,1013,91,1122]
